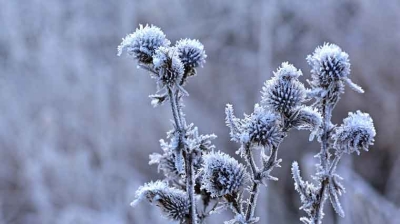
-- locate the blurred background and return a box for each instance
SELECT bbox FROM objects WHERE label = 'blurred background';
[1,0,400,223]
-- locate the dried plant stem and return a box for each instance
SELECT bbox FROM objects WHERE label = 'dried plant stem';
[245,144,259,221]
[313,99,332,224]
[168,88,197,224]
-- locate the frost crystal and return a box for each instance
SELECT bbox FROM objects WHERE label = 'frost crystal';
[262,62,306,116]
[201,151,249,197]
[131,181,189,221]
[117,24,170,64]
[149,139,181,180]
[153,47,184,88]
[176,38,207,68]
[333,110,376,155]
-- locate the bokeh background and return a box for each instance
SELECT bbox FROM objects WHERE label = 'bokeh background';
[1,0,400,223]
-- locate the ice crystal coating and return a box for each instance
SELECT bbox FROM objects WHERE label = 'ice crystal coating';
[176,38,207,68]
[201,151,249,197]
[291,106,322,141]
[262,62,306,116]
[131,181,189,221]
[333,110,376,155]
[117,24,171,64]
[307,43,363,94]
[153,47,184,88]
[149,139,181,180]
[291,162,321,223]
[225,104,283,149]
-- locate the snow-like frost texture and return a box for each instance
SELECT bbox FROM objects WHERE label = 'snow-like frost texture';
[153,47,184,88]
[291,162,321,224]
[292,106,322,141]
[117,24,171,64]
[149,139,181,180]
[333,110,376,155]
[262,62,306,115]
[176,38,207,68]
[131,181,189,221]
[225,104,241,142]
[201,151,249,197]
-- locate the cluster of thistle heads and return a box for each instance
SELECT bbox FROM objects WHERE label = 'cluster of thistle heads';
[118,25,376,223]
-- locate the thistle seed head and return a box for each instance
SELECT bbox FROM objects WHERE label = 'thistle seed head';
[262,63,306,115]
[246,104,283,148]
[201,151,249,198]
[153,47,184,88]
[333,110,376,155]
[176,38,207,68]
[118,24,170,64]
[307,43,351,88]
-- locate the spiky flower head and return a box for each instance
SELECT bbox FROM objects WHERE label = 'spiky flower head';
[153,46,184,88]
[333,110,376,155]
[307,43,363,94]
[307,43,350,87]
[201,151,249,197]
[176,38,207,68]
[117,24,170,64]
[262,62,306,116]
[245,104,283,148]
[131,181,189,221]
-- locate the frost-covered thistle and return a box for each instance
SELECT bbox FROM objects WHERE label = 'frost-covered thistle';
[226,104,283,150]
[119,25,213,224]
[176,39,207,69]
[153,46,184,89]
[201,151,249,198]
[291,44,376,224]
[120,27,376,224]
[306,43,363,108]
[131,181,189,222]
[118,24,170,64]
[307,43,351,88]
[333,110,376,155]
[262,62,306,116]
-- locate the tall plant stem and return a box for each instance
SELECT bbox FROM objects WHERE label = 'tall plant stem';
[313,99,332,223]
[168,88,197,224]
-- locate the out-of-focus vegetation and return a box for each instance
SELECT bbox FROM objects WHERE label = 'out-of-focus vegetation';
[0,0,399,223]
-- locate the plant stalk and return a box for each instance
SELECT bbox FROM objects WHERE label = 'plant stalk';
[168,87,197,224]
[313,99,332,224]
